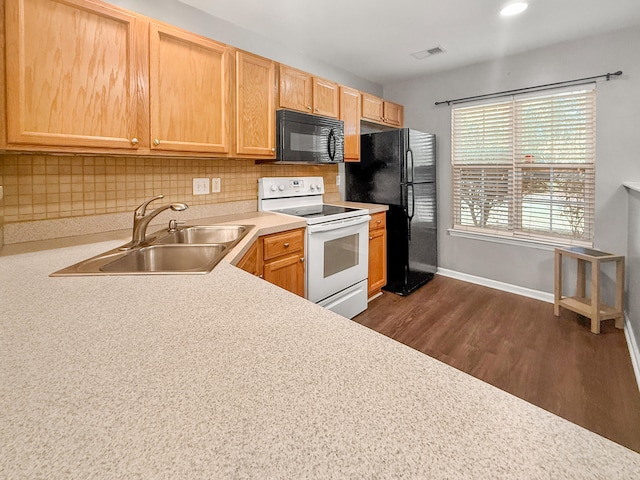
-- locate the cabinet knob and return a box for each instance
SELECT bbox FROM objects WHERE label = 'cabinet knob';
[153,139,161,146]
[258,274,264,279]
[369,236,373,240]
[376,220,381,224]
[315,107,319,112]
[300,257,304,262]
[284,242,290,248]
[307,106,312,111]
[131,137,139,145]
[271,148,276,152]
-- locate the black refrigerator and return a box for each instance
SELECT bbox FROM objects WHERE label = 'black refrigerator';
[345,129,436,296]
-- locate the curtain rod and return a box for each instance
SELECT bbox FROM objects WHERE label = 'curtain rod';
[434,70,623,106]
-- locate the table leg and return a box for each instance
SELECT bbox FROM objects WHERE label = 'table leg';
[590,259,601,334]
[615,258,625,329]
[554,250,562,316]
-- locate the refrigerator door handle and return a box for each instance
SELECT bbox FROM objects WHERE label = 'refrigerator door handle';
[407,184,415,221]
[406,148,415,184]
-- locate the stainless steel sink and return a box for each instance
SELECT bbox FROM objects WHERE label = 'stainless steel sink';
[154,225,250,245]
[51,224,253,276]
[100,244,227,273]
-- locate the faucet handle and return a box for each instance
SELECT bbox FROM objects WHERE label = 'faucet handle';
[168,219,186,233]
[134,194,164,217]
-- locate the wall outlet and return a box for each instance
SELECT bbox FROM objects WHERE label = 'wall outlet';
[211,178,221,193]
[336,175,341,186]
[193,178,210,195]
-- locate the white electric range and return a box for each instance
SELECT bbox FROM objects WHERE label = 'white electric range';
[258,177,371,319]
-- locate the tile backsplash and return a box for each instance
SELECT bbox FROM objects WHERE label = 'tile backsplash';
[0,154,339,224]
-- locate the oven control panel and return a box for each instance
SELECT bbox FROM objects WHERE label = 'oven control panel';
[258,177,325,199]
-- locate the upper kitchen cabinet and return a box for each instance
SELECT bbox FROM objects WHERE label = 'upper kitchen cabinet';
[3,0,144,151]
[149,22,231,154]
[234,50,276,158]
[361,93,404,127]
[279,65,338,118]
[339,86,361,161]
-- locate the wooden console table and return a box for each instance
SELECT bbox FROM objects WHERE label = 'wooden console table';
[554,247,624,334]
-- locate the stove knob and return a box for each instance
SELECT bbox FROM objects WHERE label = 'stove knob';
[316,183,322,190]
[278,184,285,191]
[309,184,315,191]
[270,185,277,192]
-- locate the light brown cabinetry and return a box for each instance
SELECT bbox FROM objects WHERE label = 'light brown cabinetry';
[149,22,231,153]
[368,212,387,298]
[237,228,305,297]
[279,65,338,118]
[361,93,404,127]
[234,50,276,158]
[4,0,143,151]
[339,86,361,161]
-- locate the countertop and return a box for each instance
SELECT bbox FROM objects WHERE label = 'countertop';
[1,207,639,478]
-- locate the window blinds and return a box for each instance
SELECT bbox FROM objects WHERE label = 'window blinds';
[451,87,596,245]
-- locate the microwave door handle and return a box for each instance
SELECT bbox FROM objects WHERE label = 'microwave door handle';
[328,129,336,161]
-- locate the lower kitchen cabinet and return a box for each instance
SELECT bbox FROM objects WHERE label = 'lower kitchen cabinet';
[237,228,305,297]
[368,212,387,298]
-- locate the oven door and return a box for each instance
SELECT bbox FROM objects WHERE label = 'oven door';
[306,214,371,303]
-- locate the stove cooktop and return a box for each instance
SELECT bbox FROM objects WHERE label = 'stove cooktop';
[273,203,369,225]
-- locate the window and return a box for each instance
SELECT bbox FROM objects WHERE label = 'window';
[451,86,595,246]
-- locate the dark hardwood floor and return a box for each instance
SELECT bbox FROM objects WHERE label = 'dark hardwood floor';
[352,275,640,453]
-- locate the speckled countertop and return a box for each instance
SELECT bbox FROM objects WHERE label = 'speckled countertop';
[1,207,639,479]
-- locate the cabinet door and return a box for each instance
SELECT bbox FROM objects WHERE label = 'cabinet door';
[263,253,305,297]
[313,77,338,118]
[361,93,384,123]
[279,65,312,113]
[384,101,404,127]
[236,240,262,277]
[149,22,231,153]
[339,86,361,161]
[368,226,387,297]
[235,51,276,157]
[5,0,142,150]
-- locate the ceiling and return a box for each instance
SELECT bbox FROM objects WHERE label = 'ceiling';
[178,0,640,84]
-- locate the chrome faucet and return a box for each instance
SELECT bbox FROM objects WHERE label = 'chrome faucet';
[126,195,188,248]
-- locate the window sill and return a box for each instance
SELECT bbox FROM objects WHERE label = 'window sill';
[447,228,593,252]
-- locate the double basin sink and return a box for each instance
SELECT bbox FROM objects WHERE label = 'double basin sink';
[51,225,252,276]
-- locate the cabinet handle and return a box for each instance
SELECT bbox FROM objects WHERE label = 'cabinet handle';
[131,137,139,145]
[271,148,276,152]
[284,242,290,248]
[300,257,304,262]
[153,139,161,146]
[315,107,319,112]
[369,236,373,240]
[258,274,264,279]
[376,219,381,224]
[307,106,312,111]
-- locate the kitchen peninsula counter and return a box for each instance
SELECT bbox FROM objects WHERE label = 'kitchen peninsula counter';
[1,212,639,478]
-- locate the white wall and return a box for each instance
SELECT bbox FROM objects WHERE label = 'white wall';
[383,24,640,344]
[108,0,382,96]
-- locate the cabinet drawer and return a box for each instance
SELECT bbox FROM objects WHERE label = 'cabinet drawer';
[369,212,386,231]
[263,229,304,261]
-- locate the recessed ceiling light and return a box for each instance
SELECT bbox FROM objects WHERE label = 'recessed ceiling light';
[500,2,529,16]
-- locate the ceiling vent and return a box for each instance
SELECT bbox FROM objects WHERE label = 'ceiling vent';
[410,46,445,60]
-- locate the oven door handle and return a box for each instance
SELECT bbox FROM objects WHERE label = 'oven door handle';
[307,215,371,234]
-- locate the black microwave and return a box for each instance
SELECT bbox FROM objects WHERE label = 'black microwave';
[276,110,344,164]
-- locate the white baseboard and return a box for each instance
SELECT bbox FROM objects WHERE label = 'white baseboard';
[436,268,554,303]
[624,313,640,392]
[436,267,640,391]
